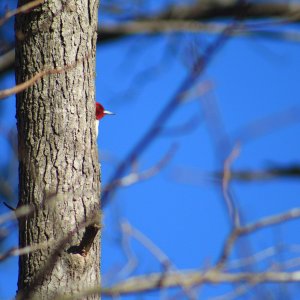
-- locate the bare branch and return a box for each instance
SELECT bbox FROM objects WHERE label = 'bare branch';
[217,208,300,269]
[53,267,300,299]
[2,2,300,77]
[102,270,300,296]
[222,143,241,227]
[0,52,91,100]
[154,2,300,22]
[120,220,198,299]
[0,240,52,262]
[122,221,171,269]
[99,20,300,42]
[51,206,300,298]
[0,0,44,27]
[104,143,177,191]
[0,49,14,75]
[0,203,33,225]
[101,17,239,208]
[241,208,300,235]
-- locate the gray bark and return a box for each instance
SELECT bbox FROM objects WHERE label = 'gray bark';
[15,0,100,299]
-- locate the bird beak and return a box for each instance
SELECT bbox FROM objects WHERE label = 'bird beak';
[104,110,115,115]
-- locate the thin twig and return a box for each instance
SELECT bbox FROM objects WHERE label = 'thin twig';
[102,15,240,208]
[0,0,44,27]
[217,208,300,269]
[0,52,91,100]
[104,143,178,191]
[222,143,241,227]
[0,240,53,262]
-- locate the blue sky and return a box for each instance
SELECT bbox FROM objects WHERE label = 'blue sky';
[98,28,300,298]
[1,1,300,299]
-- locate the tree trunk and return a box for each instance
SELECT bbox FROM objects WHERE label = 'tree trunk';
[15,1,100,299]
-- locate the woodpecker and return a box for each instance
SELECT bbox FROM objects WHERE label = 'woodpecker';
[95,102,114,137]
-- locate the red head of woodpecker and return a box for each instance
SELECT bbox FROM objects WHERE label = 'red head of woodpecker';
[95,102,114,137]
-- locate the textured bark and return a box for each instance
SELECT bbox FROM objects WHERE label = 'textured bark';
[15,0,100,299]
